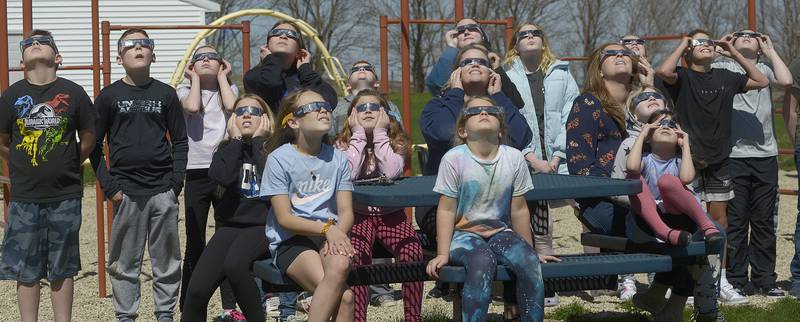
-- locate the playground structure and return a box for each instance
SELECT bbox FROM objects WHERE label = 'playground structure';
[0,0,789,301]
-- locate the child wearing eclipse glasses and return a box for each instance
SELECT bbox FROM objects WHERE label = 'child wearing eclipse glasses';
[244,20,338,116]
[89,28,188,321]
[0,29,96,322]
[175,44,242,314]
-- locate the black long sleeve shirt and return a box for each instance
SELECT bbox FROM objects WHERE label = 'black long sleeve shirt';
[243,54,338,114]
[90,78,188,198]
[208,137,270,227]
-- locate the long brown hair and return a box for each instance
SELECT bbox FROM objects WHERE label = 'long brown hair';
[219,94,275,153]
[263,89,330,154]
[455,95,508,145]
[503,23,557,73]
[583,42,640,131]
[335,90,410,175]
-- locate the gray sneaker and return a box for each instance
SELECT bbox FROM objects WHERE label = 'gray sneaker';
[369,294,399,307]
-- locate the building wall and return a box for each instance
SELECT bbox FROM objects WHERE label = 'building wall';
[5,0,217,97]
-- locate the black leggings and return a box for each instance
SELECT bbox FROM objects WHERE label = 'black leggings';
[182,225,269,321]
[181,169,236,310]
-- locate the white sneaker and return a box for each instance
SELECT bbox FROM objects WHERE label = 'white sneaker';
[719,277,749,305]
[686,296,694,306]
[265,296,280,316]
[544,295,559,307]
[618,275,637,301]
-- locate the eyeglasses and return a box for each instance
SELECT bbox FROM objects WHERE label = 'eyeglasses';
[733,31,762,38]
[458,58,491,68]
[517,29,543,40]
[191,52,222,63]
[350,64,375,75]
[456,24,481,35]
[20,35,58,53]
[355,103,381,113]
[118,38,155,51]
[235,105,264,117]
[600,49,635,59]
[620,38,646,46]
[268,28,299,40]
[463,106,501,117]
[690,39,717,47]
[631,92,666,108]
[657,118,677,129]
[293,101,332,117]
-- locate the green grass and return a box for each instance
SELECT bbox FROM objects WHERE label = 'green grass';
[538,298,800,322]
[387,91,433,176]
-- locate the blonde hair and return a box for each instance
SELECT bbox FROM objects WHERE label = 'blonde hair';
[503,23,557,73]
[454,95,508,145]
[263,89,330,154]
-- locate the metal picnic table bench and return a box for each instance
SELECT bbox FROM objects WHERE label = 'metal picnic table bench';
[253,173,678,316]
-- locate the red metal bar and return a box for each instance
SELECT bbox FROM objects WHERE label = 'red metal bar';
[748,0,757,31]
[22,0,31,35]
[504,17,514,52]
[780,189,798,196]
[9,65,97,71]
[379,16,389,94]
[1,0,8,220]
[91,0,106,299]
[455,0,464,21]
[400,0,411,135]
[241,20,251,75]
[101,21,114,247]
[387,18,509,25]
[108,24,243,31]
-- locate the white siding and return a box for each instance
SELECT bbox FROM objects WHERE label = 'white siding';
[5,0,218,97]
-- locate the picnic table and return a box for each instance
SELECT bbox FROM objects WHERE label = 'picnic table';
[253,173,677,320]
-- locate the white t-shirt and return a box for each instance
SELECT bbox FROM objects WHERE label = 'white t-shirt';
[177,83,239,169]
[433,144,533,238]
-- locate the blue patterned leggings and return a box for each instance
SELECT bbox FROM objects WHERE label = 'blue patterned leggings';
[449,230,545,322]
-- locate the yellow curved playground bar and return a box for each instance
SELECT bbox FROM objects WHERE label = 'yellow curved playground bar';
[170,9,348,95]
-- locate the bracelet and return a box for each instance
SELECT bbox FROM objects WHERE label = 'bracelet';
[320,218,335,235]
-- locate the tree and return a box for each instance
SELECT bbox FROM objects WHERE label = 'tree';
[571,0,615,57]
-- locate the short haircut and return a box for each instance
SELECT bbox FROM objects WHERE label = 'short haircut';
[687,28,712,39]
[24,29,58,53]
[647,109,676,124]
[24,29,52,39]
[352,60,372,67]
[119,28,150,42]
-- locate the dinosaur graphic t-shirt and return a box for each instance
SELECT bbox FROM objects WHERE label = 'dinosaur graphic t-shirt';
[261,143,353,258]
[0,78,96,202]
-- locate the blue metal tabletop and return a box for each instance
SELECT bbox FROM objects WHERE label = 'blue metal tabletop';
[353,173,642,208]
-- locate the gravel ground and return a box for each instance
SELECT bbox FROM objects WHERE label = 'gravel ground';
[1,170,799,321]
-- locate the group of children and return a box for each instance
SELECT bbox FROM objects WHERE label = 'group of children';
[0,16,795,322]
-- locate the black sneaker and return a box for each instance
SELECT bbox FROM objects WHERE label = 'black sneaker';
[757,286,785,298]
[426,285,449,299]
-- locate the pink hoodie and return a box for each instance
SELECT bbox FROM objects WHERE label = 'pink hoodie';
[338,127,404,216]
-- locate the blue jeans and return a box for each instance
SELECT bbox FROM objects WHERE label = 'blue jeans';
[576,198,628,237]
[791,146,800,285]
[449,230,544,322]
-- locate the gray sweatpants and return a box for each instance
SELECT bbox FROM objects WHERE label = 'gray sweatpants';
[108,190,181,322]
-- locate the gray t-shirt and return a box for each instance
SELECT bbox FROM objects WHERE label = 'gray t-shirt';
[712,60,777,158]
[261,143,353,258]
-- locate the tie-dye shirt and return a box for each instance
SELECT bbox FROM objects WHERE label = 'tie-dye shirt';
[261,143,353,257]
[433,144,533,238]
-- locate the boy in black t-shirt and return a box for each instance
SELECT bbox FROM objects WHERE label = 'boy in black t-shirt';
[0,29,96,321]
[656,29,768,308]
[89,28,188,321]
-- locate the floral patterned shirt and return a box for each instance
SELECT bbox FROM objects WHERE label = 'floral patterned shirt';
[566,93,626,177]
